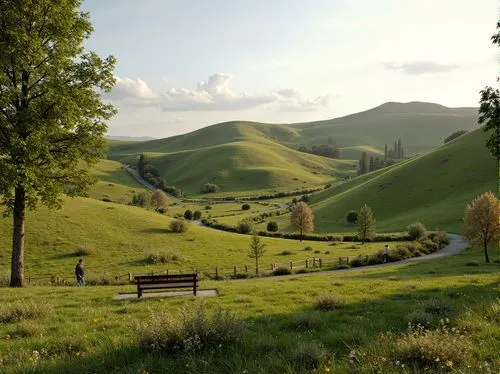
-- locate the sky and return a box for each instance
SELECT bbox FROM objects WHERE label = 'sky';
[82,0,499,138]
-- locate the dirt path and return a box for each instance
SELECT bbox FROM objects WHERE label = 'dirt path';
[239,234,468,280]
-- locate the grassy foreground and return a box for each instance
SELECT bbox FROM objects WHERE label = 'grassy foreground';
[0,248,498,373]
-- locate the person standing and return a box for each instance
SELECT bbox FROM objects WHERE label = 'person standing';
[382,245,389,263]
[75,259,85,286]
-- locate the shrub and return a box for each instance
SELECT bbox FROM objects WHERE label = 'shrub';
[426,231,449,247]
[131,191,152,208]
[391,246,412,260]
[156,207,167,214]
[314,293,344,311]
[280,250,293,255]
[406,310,435,328]
[146,251,184,265]
[241,203,251,211]
[184,210,193,220]
[201,183,220,193]
[273,267,292,276]
[205,205,212,210]
[300,194,310,203]
[293,342,330,370]
[304,246,313,251]
[444,129,467,143]
[314,250,321,254]
[74,244,94,257]
[408,222,427,240]
[193,210,202,220]
[170,219,189,233]
[420,239,439,252]
[350,255,367,267]
[8,322,42,339]
[138,303,244,353]
[346,210,359,224]
[422,299,452,316]
[267,221,278,232]
[0,301,50,324]
[406,241,425,255]
[236,220,253,234]
[101,197,112,202]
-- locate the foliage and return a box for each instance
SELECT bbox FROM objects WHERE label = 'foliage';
[184,209,193,220]
[298,143,341,159]
[0,0,116,287]
[478,21,500,160]
[150,189,169,211]
[346,210,359,224]
[146,251,184,265]
[444,130,467,143]
[266,221,278,232]
[138,303,244,353]
[74,245,94,257]
[201,183,220,193]
[193,210,202,220]
[358,204,376,244]
[131,191,152,209]
[463,192,500,262]
[248,234,266,274]
[292,342,331,370]
[241,203,251,211]
[314,293,345,311]
[290,201,314,241]
[0,301,50,324]
[272,266,291,276]
[237,220,254,234]
[408,222,427,240]
[169,219,189,233]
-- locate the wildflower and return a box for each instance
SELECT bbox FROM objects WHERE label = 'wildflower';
[75,352,81,357]
[325,367,331,372]
[446,360,453,367]
[5,335,10,341]
[435,357,440,362]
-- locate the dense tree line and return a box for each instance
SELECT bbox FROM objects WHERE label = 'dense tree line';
[358,139,405,175]
[298,137,341,159]
[137,154,183,197]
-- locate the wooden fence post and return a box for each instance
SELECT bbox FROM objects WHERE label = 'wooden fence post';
[347,256,349,263]
[305,259,308,268]
[215,267,219,279]
[244,265,248,273]
[319,258,322,268]
[313,258,316,267]
[339,257,341,264]
[234,266,237,277]
[289,261,293,270]
[128,272,132,282]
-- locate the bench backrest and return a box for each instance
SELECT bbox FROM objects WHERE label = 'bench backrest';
[135,273,197,284]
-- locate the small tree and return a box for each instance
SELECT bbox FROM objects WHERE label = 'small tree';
[184,210,193,220]
[193,210,202,220]
[131,192,152,209]
[267,221,279,232]
[346,210,359,224]
[201,183,220,193]
[151,189,169,211]
[242,203,251,211]
[290,202,314,242]
[408,222,427,240]
[237,220,254,234]
[248,234,266,275]
[170,219,188,233]
[463,192,500,263]
[358,204,376,244]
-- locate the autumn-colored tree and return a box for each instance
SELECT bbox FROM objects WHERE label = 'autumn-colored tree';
[463,192,500,263]
[151,189,169,211]
[0,1,116,287]
[248,234,266,274]
[290,201,314,242]
[358,204,376,244]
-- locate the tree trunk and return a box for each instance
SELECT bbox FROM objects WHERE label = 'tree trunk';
[484,241,490,263]
[300,228,303,242]
[10,187,26,287]
[255,258,259,275]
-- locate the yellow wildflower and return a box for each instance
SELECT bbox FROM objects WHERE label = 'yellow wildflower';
[434,357,440,362]
[446,360,453,367]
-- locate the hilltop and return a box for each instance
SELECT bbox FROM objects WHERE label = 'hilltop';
[108,102,478,195]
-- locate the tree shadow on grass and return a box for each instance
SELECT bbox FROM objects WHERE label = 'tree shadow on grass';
[141,227,171,234]
[31,281,499,374]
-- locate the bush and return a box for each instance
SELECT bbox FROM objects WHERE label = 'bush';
[170,219,189,233]
[156,207,167,214]
[280,250,293,255]
[300,194,309,203]
[444,129,467,143]
[426,231,449,247]
[193,210,202,220]
[273,266,292,276]
[138,303,244,353]
[146,251,184,265]
[183,210,193,220]
[346,210,359,224]
[130,191,151,208]
[391,246,412,260]
[314,293,344,311]
[0,301,50,323]
[201,183,220,193]
[267,221,278,232]
[205,205,212,210]
[408,222,427,240]
[406,241,425,256]
[236,220,253,234]
[422,298,452,316]
[293,342,330,370]
[241,203,251,211]
[74,244,94,257]
[406,310,435,328]
[304,246,313,251]
[420,239,438,252]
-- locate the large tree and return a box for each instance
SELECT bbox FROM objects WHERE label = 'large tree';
[290,201,314,242]
[0,1,116,287]
[358,204,376,244]
[478,21,500,161]
[463,192,499,263]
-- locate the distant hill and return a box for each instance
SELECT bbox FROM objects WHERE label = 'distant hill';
[108,102,479,195]
[272,128,496,233]
[106,135,156,142]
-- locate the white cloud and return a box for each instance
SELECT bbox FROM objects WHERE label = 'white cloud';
[108,73,331,112]
[383,61,459,75]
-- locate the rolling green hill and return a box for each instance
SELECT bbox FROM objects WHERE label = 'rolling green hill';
[270,128,497,233]
[108,102,478,196]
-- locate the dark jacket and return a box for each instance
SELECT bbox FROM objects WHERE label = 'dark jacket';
[75,264,84,279]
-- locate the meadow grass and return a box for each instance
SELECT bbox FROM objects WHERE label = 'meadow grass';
[0,248,497,373]
[0,197,392,280]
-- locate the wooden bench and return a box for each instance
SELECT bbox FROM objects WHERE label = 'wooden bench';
[135,273,198,298]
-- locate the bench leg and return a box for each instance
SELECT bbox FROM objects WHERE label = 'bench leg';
[137,285,142,299]
[193,283,197,296]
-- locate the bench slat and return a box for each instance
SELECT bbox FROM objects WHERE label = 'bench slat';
[140,283,196,289]
[136,273,198,298]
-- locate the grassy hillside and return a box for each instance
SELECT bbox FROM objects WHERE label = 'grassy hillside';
[87,159,146,204]
[270,128,497,233]
[109,122,356,196]
[0,197,385,279]
[108,102,478,195]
